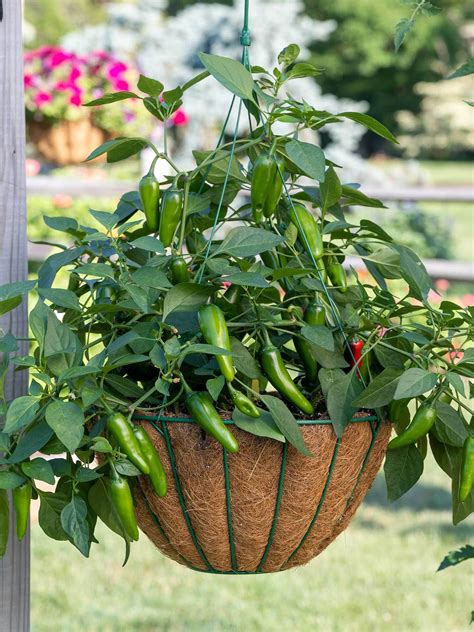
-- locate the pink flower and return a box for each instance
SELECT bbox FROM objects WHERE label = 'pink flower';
[427,289,441,304]
[52,194,73,209]
[435,278,450,292]
[34,91,52,106]
[25,159,41,177]
[69,93,82,107]
[24,73,35,88]
[38,46,55,58]
[461,294,474,307]
[114,79,130,91]
[108,61,128,78]
[171,108,189,126]
[124,111,136,122]
[69,66,82,82]
[50,50,72,68]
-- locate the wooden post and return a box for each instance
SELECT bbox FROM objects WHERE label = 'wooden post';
[0,1,30,630]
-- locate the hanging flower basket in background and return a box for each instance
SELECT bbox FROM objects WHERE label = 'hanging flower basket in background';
[24,46,148,165]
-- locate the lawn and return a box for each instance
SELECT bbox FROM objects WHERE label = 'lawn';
[31,456,473,632]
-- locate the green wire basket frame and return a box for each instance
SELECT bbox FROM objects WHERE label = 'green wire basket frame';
[133,413,385,574]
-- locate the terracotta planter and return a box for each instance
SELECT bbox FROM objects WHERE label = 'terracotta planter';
[28,117,110,166]
[133,413,391,574]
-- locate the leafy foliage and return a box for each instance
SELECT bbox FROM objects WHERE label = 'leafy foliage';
[0,45,472,562]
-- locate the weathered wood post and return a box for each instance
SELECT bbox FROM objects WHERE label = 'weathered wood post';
[0,1,31,630]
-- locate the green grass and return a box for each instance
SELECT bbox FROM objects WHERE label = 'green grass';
[31,456,473,632]
[419,161,473,187]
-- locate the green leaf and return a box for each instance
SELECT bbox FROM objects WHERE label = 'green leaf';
[394,17,414,51]
[312,345,348,369]
[278,44,300,66]
[341,186,386,209]
[76,263,116,279]
[89,209,120,231]
[397,246,434,301]
[84,91,138,106]
[301,325,334,352]
[434,403,469,448]
[446,372,465,396]
[232,408,285,442]
[393,368,437,400]
[38,491,69,541]
[38,247,85,288]
[353,368,403,408]
[285,139,325,182]
[206,375,225,401]
[4,421,53,464]
[38,288,81,312]
[193,149,245,184]
[61,496,90,557]
[447,57,474,79]
[0,471,26,489]
[4,396,40,434]
[319,166,341,211]
[318,368,345,400]
[86,137,148,163]
[259,395,312,456]
[162,283,215,322]
[132,267,171,290]
[45,400,84,453]
[230,337,261,379]
[76,468,102,483]
[437,545,474,571]
[384,445,423,502]
[0,490,9,557]
[44,312,81,377]
[131,236,165,253]
[198,52,255,102]
[0,280,35,302]
[327,372,363,437]
[0,296,22,317]
[115,460,141,477]
[22,457,55,484]
[137,74,163,96]
[215,227,284,258]
[225,272,268,288]
[58,366,101,383]
[339,112,398,144]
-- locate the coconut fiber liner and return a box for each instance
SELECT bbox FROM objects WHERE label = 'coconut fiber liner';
[133,412,391,574]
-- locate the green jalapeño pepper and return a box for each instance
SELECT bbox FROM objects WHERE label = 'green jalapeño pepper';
[327,258,348,293]
[13,482,32,541]
[139,173,160,232]
[459,435,474,502]
[261,330,314,415]
[110,472,139,541]
[107,413,150,475]
[185,391,239,453]
[289,203,324,261]
[251,152,277,223]
[198,304,235,382]
[170,256,190,284]
[263,155,285,218]
[159,188,183,248]
[388,404,437,450]
[228,383,260,418]
[133,426,167,497]
[294,301,326,383]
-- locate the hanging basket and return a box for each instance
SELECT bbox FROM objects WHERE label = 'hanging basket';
[132,412,391,574]
[28,116,110,166]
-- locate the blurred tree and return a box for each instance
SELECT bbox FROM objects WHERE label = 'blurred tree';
[24,0,112,47]
[303,0,470,153]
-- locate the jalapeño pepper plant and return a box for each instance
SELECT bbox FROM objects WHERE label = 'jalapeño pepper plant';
[0,45,472,561]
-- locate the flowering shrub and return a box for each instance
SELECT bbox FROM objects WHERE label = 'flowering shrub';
[24,47,156,136]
